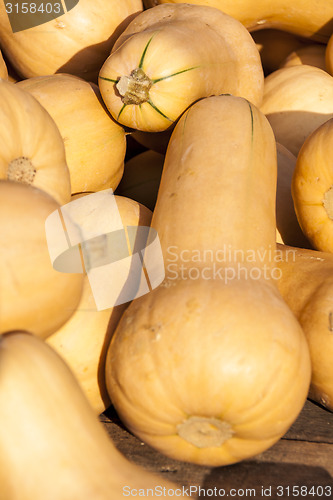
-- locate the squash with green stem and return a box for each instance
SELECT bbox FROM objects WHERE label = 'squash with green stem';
[99,3,264,132]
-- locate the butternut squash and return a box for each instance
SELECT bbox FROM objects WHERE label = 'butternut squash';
[105,95,311,466]
[0,181,84,339]
[279,44,326,71]
[99,3,264,132]
[116,150,164,211]
[276,243,333,412]
[0,79,70,205]
[48,195,152,414]
[143,0,333,42]
[17,74,126,195]
[0,0,143,82]
[260,65,333,156]
[0,331,188,499]
[291,117,333,253]
[276,143,312,248]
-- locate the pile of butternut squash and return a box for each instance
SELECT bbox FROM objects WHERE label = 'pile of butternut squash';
[0,0,333,497]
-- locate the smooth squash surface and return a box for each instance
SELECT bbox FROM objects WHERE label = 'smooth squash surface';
[0,0,143,82]
[276,244,333,412]
[260,65,333,156]
[144,0,333,42]
[292,117,333,253]
[0,331,188,499]
[99,3,264,132]
[0,181,83,339]
[17,74,126,195]
[48,195,153,414]
[105,95,311,466]
[0,79,70,205]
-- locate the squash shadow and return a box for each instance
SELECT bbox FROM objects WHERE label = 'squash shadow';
[202,461,333,498]
[56,11,141,83]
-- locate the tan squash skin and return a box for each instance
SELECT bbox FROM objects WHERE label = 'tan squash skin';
[0,332,188,500]
[105,95,311,467]
[0,79,71,205]
[276,143,311,248]
[17,74,126,195]
[48,195,152,415]
[260,65,333,157]
[279,44,326,71]
[116,150,164,211]
[99,3,264,132]
[0,181,84,339]
[143,0,333,42]
[0,0,143,82]
[292,117,333,253]
[276,244,333,412]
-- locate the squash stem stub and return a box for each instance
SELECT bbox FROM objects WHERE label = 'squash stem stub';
[323,186,333,220]
[7,157,36,185]
[116,68,152,105]
[177,416,233,448]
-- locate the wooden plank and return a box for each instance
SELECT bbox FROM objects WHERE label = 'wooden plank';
[284,399,333,443]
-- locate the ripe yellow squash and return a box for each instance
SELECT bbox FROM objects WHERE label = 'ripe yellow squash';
[143,0,333,42]
[99,3,264,132]
[0,79,70,205]
[0,331,187,499]
[0,0,143,82]
[48,195,152,415]
[276,243,333,412]
[105,95,311,466]
[260,65,333,156]
[276,143,311,248]
[279,44,326,71]
[292,117,333,253]
[17,74,126,195]
[0,181,84,339]
[116,150,164,211]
